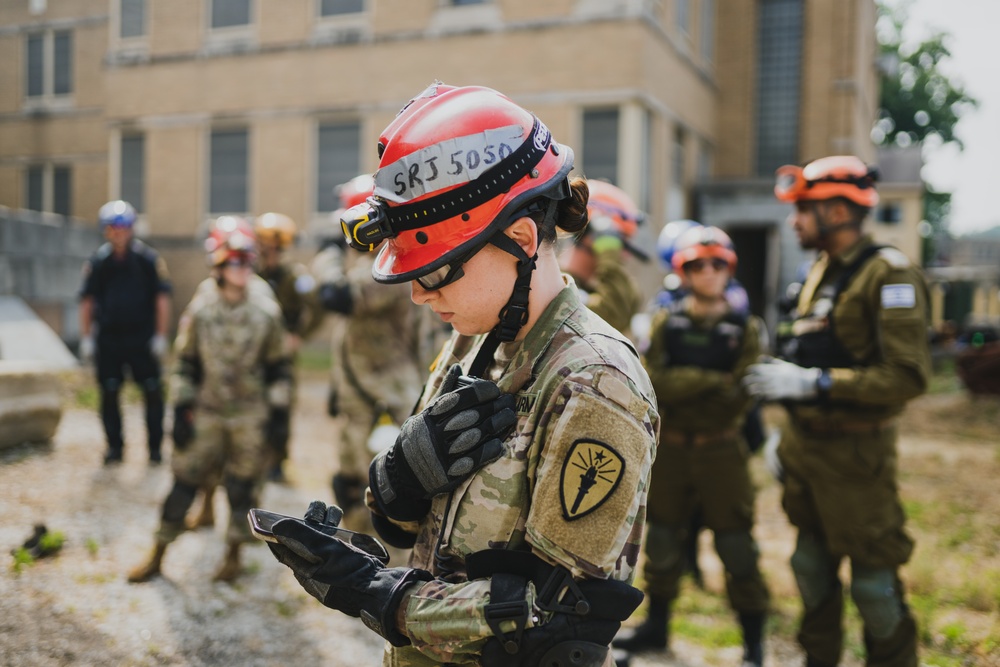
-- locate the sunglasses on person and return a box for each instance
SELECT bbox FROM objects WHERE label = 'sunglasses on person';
[683,257,729,273]
[223,255,255,268]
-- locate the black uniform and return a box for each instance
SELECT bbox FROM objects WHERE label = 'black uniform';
[79,240,171,461]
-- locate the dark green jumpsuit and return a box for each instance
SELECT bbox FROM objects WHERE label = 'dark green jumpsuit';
[778,236,930,667]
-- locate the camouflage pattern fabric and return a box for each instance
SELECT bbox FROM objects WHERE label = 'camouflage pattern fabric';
[258,260,324,340]
[333,253,426,479]
[373,279,659,665]
[162,283,286,545]
[578,249,643,336]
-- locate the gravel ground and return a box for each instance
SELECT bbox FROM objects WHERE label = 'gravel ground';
[1,369,826,667]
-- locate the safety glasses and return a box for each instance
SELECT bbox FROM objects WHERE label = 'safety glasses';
[683,257,729,273]
[415,243,484,290]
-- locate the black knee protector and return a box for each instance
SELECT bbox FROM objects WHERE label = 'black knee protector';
[162,481,199,524]
[142,379,163,401]
[223,474,257,517]
[714,529,761,580]
[332,472,365,511]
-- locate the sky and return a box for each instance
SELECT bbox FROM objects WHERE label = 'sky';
[899,0,1000,236]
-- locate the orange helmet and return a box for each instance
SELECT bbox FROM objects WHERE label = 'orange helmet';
[774,156,880,208]
[340,83,573,285]
[205,216,257,267]
[586,180,643,240]
[254,212,297,248]
[336,174,376,212]
[671,225,737,275]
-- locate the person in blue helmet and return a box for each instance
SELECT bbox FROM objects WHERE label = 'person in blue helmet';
[78,200,172,465]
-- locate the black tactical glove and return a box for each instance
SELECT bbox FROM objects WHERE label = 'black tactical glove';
[265,407,290,447]
[172,403,195,450]
[370,364,517,521]
[267,501,432,647]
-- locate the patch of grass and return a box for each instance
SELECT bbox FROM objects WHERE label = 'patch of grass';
[296,344,331,373]
[85,537,100,556]
[10,548,34,573]
[672,616,742,648]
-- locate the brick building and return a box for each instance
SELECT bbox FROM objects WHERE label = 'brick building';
[1,0,908,334]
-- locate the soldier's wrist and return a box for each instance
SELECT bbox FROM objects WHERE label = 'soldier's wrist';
[815,369,833,398]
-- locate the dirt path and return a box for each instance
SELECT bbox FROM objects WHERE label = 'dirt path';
[1,371,996,666]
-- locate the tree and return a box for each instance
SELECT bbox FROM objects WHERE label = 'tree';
[873,1,978,266]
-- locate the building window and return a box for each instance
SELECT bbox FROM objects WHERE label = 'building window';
[25,30,73,99]
[676,0,690,34]
[25,164,72,216]
[120,0,146,38]
[121,134,146,214]
[755,0,803,176]
[316,122,361,212]
[672,126,687,187]
[320,0,364,15]
[582,109,619,185]
[878,202,902,225]
[700,0,714,62]
[697,139,714,180]
[211,0,252,29]
[210,129,249,214]
[449,0,487,5]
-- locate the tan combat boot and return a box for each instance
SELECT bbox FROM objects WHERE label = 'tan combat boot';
[213,543,242,582]
[186,488,216,529]
[127,542,167,583]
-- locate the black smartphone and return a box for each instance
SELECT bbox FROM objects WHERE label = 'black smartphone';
[247,508,390,564]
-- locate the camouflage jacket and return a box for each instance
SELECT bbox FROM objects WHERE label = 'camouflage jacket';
[257,261,323,339]
[170,283,289,415]
[379,280,659,665]
[576,250,643,336]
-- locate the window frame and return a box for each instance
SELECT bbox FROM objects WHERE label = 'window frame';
[314,119,362,215]
[581,107,621,186]
[208,127,251,216]
[24,163,73,217]
[23,29,74,107]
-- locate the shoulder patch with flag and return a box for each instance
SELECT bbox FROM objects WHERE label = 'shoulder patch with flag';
[559,439,624,521]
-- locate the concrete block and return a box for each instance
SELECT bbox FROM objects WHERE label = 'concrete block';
[0,361,63,449]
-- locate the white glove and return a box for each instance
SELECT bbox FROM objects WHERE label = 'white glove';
[79,335,95,363]
[150,334,169,359]
[743,357,820,401]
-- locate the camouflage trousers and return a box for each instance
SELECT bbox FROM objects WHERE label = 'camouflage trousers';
[158,408,268,545]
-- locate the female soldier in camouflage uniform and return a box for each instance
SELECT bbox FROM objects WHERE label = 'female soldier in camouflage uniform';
[265,83,659,667]
[128,217,291,583]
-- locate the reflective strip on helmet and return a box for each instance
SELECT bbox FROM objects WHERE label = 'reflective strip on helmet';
[374,124,525,204]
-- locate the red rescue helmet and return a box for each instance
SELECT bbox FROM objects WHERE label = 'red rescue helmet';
[671,225,738,275]
[774,155,880,208]
[585,180,643,240]
[340,83,574,285]
[336,174,375,212]
[205,216,257,267]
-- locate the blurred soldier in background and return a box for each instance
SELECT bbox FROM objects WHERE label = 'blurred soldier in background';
[78,200,171,465]
[254,212,323,481]
[745,156,930,667]
[315,174,425,531]
[128,217,291,583]
[559,179,646,335]
[616,226,770,666]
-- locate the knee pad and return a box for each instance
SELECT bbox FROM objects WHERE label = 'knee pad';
[223,475,256,515]
[645,523,683,572]
[142,378,163,397]
[714,530,760,580]
[100,379,121,395]
[332,472,364,511]
[851,564,903,640]
[161,481,199,524]
[790,532,838,611]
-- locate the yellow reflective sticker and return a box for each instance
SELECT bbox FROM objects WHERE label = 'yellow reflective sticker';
[559,439,625,521]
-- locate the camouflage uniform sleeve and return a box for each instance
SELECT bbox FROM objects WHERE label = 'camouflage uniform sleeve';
[291,263,323,339]
[828,262,931,404]
[586,252,642,334]
[400,364,656,661]
[169,302,201,405]
[643,309,733,401]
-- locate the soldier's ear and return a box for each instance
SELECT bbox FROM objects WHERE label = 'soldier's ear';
[505,217,539,258]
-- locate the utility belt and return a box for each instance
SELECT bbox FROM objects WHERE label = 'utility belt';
[792,416,897,437]
[467,549,643,667]
[660,427,739,448]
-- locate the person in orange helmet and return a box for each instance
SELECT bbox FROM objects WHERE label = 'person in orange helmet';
[745,155,930,667]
